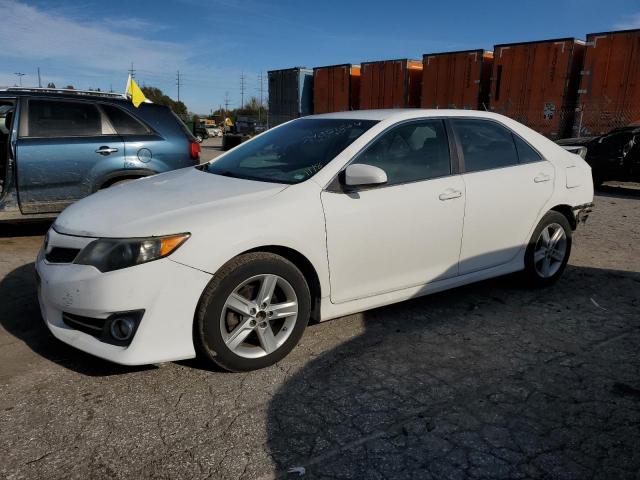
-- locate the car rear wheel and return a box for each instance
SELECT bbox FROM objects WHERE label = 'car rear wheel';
[195,252,311,372]
[524,211,572,287]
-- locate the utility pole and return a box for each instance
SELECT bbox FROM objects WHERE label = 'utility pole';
[257,72,265,123]
[128,62,136,79]
[176,70,183,102]
[224,91,230,113]
[37,67,42,88]
[14,72,25,86]
[240,72,246,110]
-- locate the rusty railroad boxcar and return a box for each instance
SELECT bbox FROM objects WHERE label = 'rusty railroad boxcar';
[421,49,494,110]
[313,64,361,114]
[359,59,422,109]
[490,38,585,139]
[268,67,314,127]
[575,28,640,136]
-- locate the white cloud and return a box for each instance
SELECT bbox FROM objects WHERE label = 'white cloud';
[0,0,186,73]
[615,13,640,29]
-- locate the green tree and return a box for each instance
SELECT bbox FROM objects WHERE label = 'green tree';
[236,96,265,118]
[141,86,188,116]
[46,82,56,88]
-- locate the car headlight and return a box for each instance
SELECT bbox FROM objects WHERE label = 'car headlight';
[74,233,190,272]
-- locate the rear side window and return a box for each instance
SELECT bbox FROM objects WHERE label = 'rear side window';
[102,104,150,135]
[513,134,542,163]
[355,120,450,185]
[26,100,103,138]
[451,119,519,172]
[169,109,196,140]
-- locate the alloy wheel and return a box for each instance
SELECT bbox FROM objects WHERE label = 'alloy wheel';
[533,223,567,278]
[219,274,298,359]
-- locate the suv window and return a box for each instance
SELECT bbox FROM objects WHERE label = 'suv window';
[102,104,150,135]
[451,119,519,172]
[513,134,542,163]
[26,100,105,138]
[355,120,450,185]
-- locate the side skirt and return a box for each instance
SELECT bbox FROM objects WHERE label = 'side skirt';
[318,256,524,322]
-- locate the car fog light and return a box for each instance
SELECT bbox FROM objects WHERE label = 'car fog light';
[110,317,136,341]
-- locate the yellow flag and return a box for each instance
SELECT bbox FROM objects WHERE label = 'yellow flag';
[125,74,147,108]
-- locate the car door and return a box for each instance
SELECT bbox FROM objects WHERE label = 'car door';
[15,97,125,214]
[321,119,466,303]
[449,118,555,274]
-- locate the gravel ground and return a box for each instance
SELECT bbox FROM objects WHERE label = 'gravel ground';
[0,186,639,480]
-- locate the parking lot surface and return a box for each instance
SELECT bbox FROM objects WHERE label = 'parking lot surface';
[200,136,225,162]
[1,186,639,480]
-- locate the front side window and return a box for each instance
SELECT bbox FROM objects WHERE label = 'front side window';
[204,118,378,184]
[102,104,150,135]
[354,119,450,185]
[26,100,102,138]
[451,119,519,172]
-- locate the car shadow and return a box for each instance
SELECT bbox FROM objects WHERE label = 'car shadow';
[263,264,640,479]
[0,220,52,238]
[597,183,640,199]
[0,262,155,377]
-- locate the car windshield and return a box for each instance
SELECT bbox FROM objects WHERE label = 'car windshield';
[203,118,378,184]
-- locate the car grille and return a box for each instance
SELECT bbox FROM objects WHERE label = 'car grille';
[62,312,105,338]
[45,247,80,264]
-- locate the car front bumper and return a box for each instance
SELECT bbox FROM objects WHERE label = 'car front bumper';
[36,249,212,366]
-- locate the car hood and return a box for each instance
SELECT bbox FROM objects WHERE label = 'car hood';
[54,167,288,238]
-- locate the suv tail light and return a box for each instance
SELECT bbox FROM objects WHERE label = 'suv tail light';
[190,141,201,161]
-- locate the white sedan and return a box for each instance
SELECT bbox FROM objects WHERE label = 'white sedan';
[36,110,594,371]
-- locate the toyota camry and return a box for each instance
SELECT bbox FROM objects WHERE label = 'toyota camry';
[36,110,594,371]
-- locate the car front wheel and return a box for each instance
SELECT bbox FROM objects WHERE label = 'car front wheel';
[195,252,311,371]
[524,211,572,287]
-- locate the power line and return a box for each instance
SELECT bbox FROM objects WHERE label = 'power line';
[14,72,25,86]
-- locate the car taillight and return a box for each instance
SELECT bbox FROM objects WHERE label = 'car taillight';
[190,141,201,161]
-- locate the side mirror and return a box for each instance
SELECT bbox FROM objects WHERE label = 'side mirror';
[343,164,388,187]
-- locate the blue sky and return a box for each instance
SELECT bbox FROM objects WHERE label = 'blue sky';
[1,0,639,114]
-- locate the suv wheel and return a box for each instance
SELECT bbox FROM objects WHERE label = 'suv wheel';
[195,252,311,372]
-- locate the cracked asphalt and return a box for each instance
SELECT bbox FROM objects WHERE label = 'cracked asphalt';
[1,185,639,480]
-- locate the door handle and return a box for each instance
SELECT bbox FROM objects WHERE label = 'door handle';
[96,146,119,156]
[439,189,463,201]
[534,173,551,183]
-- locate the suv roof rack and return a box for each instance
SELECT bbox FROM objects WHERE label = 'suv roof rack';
[1,87,129,99]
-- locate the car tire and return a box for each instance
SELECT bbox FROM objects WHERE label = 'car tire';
[195,252,311,372]
[523,211,572,287]
[592,171,605,189]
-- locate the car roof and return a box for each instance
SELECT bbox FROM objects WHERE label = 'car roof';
[307,109,507,122]
[0,87,134,105]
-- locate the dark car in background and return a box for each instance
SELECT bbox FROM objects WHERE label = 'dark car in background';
[0,88,201,221]
[557,124,640,187]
